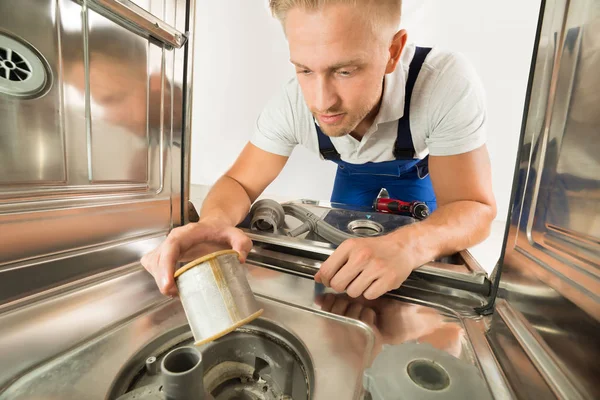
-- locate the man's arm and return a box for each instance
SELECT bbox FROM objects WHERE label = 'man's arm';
[141,142,288,295]
[315,145,496,299]
[200,142,289,226]
[397,145,497,262]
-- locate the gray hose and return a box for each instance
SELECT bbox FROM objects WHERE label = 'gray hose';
[287,220,312,238]
[248,200,362,245]
[282,204,355,246]
[249,199,286,232]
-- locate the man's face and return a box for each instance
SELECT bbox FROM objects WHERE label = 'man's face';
[285,3,394,137]
[69,55,148,136]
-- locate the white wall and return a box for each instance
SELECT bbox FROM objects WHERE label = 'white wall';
[190,1,541,221]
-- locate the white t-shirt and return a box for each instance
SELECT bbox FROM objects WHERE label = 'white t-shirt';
[251,43,487,163]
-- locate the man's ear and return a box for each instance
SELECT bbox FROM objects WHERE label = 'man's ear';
[385,29,408,74]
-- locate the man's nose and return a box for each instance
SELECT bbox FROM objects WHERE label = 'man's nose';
[314,76,338,112]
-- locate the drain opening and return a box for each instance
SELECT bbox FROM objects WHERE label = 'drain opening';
[0,47,32,82]
[0,34,49,97]
[407,359,450,391]
[347,219,384,237]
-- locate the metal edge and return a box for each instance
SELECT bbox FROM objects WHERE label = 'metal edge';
[0,263,143,316]
[524,0,572,243]
[0,231,167,272]
[0,233,166,307]
[245,230,490,290]
[495,299,588,400]
[181,0,195,225]
[85,0,187,49]
[459,249,487,275]
[475,0,548,316]
[462,318,516,400]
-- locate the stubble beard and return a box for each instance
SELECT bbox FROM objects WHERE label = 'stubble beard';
[314,103,373,138]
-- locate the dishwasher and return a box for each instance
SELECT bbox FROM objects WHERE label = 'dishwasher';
[0,0,598,399]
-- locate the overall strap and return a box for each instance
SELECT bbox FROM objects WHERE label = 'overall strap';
[316,124,341,160]
[393,46,431,159]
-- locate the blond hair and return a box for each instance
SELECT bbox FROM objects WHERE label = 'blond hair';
[269,0,402,33]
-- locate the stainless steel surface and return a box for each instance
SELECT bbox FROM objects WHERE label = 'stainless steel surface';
[85,0,187,49]
[244,265,496,399]
[175,250,262,345]
[462,318,516,400]
[86,8,150,183]
[244,229,491,295]
[0,267,376,400]
[0,234,163,306]
[489,0,600,398]
[0,0,189,302]
[507,0,599,315]
[495,299,584,400]
[0,2,65,185]
[0,266,168,389]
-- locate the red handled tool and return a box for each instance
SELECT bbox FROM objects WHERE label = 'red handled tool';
[373,188,430,220]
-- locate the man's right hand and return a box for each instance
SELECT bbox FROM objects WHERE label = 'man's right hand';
[140,219,253,296]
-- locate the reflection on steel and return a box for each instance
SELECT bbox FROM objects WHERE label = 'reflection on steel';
[0,0,187,301]
[463,318,516,399]
[490,0,600,398]
[496,300,584,400]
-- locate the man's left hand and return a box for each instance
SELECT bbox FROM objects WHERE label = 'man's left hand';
[314,234,416,299]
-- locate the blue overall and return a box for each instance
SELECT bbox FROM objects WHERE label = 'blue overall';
[316,47,437,212]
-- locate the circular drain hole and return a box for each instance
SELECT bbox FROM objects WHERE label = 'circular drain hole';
[347,219,384,236]
[202,331,309,400]
[110,319,313,400]
[0,34,49,97]
[407,359,450,391]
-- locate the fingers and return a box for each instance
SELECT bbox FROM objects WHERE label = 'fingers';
[316,293,336,311]
[360,306,377,326]
[140,222,252,297]
[346,302,364,320]
[329,258,364,293]
[315,293,377,328]
[363,278,392,300]
[141,247,173,295]
[346,270,379,298]
[314,270,325,283]
[226,227,253,262]
[330,295,350,315]
[156,240,180,296]
[316,240,352,286]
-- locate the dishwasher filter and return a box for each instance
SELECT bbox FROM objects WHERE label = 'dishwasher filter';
[0,33,49,98]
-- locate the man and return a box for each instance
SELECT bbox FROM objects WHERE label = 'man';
[141,0,497,299]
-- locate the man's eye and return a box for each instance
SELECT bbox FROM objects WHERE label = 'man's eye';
[337,70,354,77]
[296,69,312,75]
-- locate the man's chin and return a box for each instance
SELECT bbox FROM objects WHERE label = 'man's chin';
[318,125,352,138]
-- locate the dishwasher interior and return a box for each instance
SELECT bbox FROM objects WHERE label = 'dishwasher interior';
[0,0,598,399]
